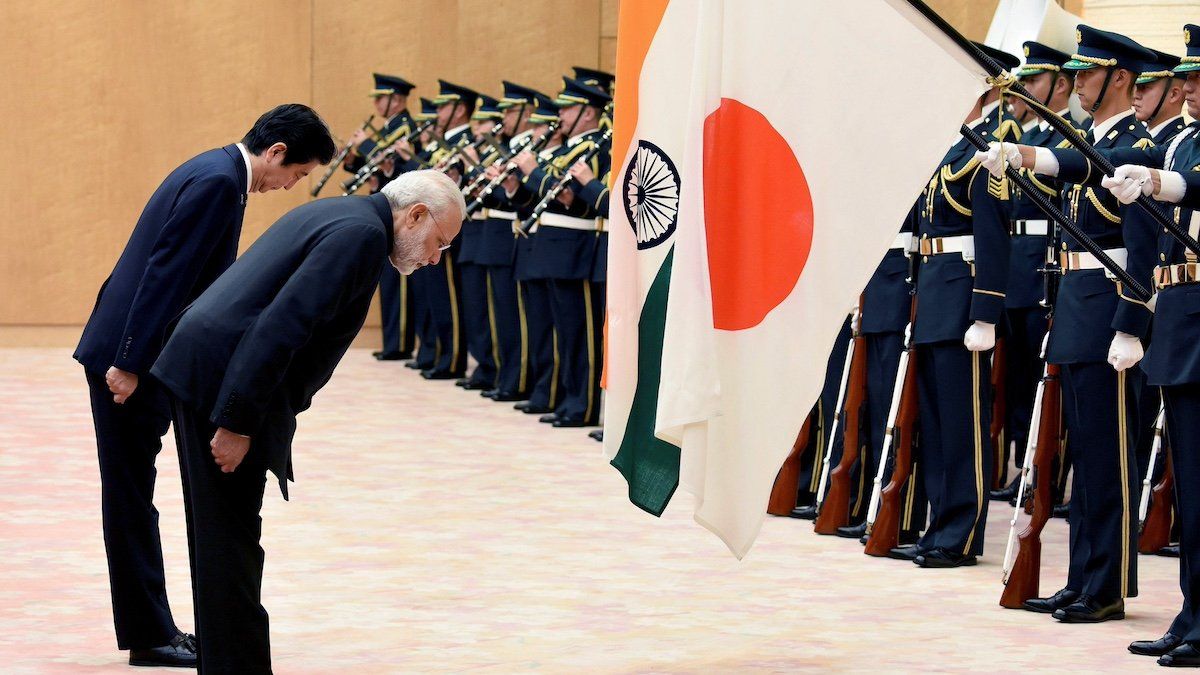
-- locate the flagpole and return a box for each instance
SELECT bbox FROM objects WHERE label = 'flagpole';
[903,0,1200,261]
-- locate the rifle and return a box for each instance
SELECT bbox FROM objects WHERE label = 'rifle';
[863,308,920,557]
[1138,409,1173,553]
[999,352,1061,607]
[767,415,814,516]
[815,298,868,534]
[990,336,1008,489]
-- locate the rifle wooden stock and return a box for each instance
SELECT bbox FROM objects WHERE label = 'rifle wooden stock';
[1140,455,1175,554]
[814,324,868,535]
[999,363,1060,609]
[990,336,1007,489]
[863,343,919,557]
[767,416,814,516]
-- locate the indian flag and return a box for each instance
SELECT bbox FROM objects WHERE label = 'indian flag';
[604,0,990,557]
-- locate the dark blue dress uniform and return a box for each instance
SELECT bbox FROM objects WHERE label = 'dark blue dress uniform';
[508,94,566,415]
[1000,43,1073,476]
[73,143,248,650]
[911,85,1015,563]
[1040,26,1159,608]
[457,94,503,389]
[474,83,547,402]
[405,98,441,370]
[797,318,851,508]
[1101,25,1200,648]
[513,78,611,426]
[859,207,927,536]
[416,80,479,379]
[345,74,418,360]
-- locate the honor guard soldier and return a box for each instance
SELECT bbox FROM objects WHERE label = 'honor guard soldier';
[510,77,611,427]
[836,206,926,544]
[506,92,565,416]
[991,42,1076,502]
[1135,49,1189,146]
[455,93,503,391]
[978,25,1159,622]
[476,82,544,403]
[1088,24,1200,664]
[401,97,442,372]
[344,73,418,362]
[417,79,479,380]
[572,66,615,132]
[893,43,1018,569]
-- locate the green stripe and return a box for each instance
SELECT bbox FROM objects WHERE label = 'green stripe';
[610,247,681,516]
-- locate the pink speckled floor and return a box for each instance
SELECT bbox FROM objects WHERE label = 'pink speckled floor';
[0,348,1178,673]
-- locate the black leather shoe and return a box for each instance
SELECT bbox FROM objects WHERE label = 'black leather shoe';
[404,360,425,369]
[915,548,977,568]
[887,544,925,561]
[588,430,603,442]
[539,413,559,424]
[455,378,470,387]
[488,391,528,402]
[553,418,587,428]
[1052,503,1070,518]
[1053,596,1125,623]
[481,389,499,399]
[1130,633,1183,657]
[836,522,868,539]
[990,476,1021,502]
[463,380,491,390]
[422,370,463,380]
[129,632,197,668]
[373,350,407,361]
[1159,643,1200,667]
[519,404,553,414]
[1022,588,1080,614]
[1159,545,1182,558]
[789,505,818,520]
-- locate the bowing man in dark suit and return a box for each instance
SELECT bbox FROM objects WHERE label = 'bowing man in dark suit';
[73,104,335,667]
[150,170,465,673]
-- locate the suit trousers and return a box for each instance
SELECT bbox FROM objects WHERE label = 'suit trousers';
[459,261,497,386]
[548,278,604,425]
[376,266,414,356]
[915,342,992,557]
[170,396,272,674]
[1060,361,1140,601]
[85,369,179,650]
[1164,383,1200,642]
[487,264,530,396]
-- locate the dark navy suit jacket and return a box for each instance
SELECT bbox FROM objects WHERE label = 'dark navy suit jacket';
[74,144,248,376]
[151,193,394,496]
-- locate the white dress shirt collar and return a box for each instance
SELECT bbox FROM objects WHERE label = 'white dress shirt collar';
[1089,109,1136,143]
[235,143,253,194]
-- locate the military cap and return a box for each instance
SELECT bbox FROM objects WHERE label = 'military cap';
[370,73,415,97]
[1137,48,1184,84]
[972,42,1020,71]
[472,94,503,120]
[528,92,560,125]
[432,80,481,109]
[1064,25,1154,73]
[553,77,612,109]
[413,97,437,121]
[571,66,615,94]
[499,81,542,109]
[1175,24,1200,74]
[1018,41,1071,77]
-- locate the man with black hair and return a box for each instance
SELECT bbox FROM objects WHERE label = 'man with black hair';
[74,103,334,668]
[1134,49,1188,145]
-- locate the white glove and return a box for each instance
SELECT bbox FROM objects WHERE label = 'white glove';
[974,142,1021,178]
[1107,331,1144,371]
[1100,164,1153,205]
[963,321,996,352]
[850,305,861,334]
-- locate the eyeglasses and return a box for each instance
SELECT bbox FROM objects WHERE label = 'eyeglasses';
[427,208,452,251]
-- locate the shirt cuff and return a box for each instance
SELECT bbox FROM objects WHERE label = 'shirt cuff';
[1033,147,1060,176]
[1156,170,1187,203]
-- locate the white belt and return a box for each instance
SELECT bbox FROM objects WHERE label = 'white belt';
[919,235,975,261]
[513,221,537,234]
[891,232,914,252]
[539,212,601,231]
[1012,219,1048,236]
[469,211,487,221]
[486,209,516,221]
[1061,247,1128,277]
